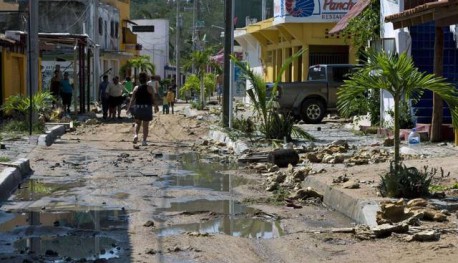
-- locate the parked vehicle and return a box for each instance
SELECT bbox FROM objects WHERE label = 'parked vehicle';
[276,64,360,123]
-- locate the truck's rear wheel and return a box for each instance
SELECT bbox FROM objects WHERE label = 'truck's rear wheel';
[301,99,325,124]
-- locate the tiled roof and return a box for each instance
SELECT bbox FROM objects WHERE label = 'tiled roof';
[385,0,456,22]
[329,0,371,34]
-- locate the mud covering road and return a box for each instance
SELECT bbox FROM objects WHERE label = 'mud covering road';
[0,107,457,263]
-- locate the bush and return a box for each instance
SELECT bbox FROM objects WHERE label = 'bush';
[1,91,54,121]
[233,117,255,135]
[387,100,415,129]
[379,162,445,198]
[263,112,315,142]
[0,119,44,134]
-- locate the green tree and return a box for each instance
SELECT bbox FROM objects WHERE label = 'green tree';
[121,55,155,85]
[184,49,219,107]
[342,0,380,54]
[231,49,314,141]
[338,51,458,171]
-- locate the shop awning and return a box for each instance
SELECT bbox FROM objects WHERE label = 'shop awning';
[385,0,458,29]
[329,0,371,34]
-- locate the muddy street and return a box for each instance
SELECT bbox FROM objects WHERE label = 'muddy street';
[1,109,457,263]
[0,111,355,263]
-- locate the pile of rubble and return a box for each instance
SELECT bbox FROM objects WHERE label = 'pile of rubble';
[250,163,324,206]
[354,198,453,242]
[300,140,393,165]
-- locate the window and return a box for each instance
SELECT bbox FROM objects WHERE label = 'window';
[110,20,115,37]
[98,17,103,35]
[115,22,119,38]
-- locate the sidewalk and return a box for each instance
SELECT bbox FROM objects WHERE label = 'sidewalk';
[0,135,35,200]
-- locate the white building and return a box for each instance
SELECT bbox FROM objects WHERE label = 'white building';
[131,19,170,79]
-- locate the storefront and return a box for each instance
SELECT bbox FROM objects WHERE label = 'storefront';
[235,0,358,83]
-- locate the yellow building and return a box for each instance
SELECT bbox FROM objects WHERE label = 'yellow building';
[235,0,358,82]
[100,0,138,74]
[0,36,27,105]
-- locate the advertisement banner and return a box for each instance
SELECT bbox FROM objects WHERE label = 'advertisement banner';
[274,0,354,23]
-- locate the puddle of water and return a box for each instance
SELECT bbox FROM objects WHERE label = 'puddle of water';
[0,210,128,233]
[160,153,248,192]
[14,236,121,261]
[158,172,250,192]
[157,217,283,239]
[157,199,283,239]
[158,199,251,215]
[13,179,85,201]
[0,209,127,261]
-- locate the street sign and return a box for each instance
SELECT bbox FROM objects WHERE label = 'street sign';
[132,25,155,32]
[196,20,205,28]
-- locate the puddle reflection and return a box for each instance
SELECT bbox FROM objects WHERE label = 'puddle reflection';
[157,199,283,239]
[14,236,120,261]
[160,153,248,192]
[0,210,126,261]
[157,218,283,239]
[13,179,84,201]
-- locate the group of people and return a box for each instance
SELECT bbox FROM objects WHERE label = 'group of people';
[98,72,176,146]
[49,65,73,113]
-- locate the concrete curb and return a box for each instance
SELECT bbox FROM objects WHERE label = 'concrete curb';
[304,176,380,227]
[38,125,66,146]
[0,158,32,201]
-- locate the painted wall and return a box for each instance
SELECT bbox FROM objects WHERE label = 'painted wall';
[131,19,169,79]
[237,21,356,83]
[2,49,26,103]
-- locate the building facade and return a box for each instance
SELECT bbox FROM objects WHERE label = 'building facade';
[235,0,358,88]
[131,19,170,79]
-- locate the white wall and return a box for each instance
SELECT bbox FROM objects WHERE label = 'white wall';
[380,0,409,127]
[132,19,170,79]
[234,30,263,104]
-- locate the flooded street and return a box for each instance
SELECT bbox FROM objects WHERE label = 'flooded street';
[0,115,359,262]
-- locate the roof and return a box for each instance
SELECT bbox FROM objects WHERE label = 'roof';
[329,0,371,34]
[0,36,16,46]
[385,0,458,29]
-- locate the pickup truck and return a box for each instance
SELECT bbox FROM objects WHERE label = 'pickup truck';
[275,64,360,124]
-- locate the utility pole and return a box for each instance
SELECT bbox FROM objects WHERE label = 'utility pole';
[176,0,181,94]
[262,0,266,20]
[223,0,233,127]
[27,0,39,135]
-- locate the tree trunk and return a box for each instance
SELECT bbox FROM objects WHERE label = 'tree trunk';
[393,94,400,170]
[200,77,205,108]
[431,26,444,142]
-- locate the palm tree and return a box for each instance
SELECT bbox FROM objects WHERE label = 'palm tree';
[185,49,219,108]
[338,51,458,170]
[121,55,155,85]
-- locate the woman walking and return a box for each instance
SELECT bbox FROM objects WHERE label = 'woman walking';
[127,72,154,146]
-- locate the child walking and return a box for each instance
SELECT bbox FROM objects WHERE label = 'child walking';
[162,91,169,114]
[166,87,175,114]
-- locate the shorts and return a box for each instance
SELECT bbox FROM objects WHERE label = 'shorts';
[108,96,123,107]
[133,104,153,121]
[61,93,72,105]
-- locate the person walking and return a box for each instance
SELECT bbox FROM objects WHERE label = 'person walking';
[60,72,73,113]
[106,76,124,119]
[122,76,134,116]
[49,70,60,109]
[127,72,154,146]
[166,87,175,114]
[162,90,169,114]
[147,75,160,113]
[99,75,110,119]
